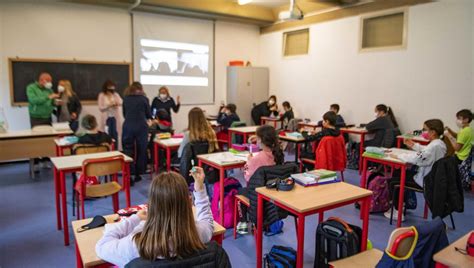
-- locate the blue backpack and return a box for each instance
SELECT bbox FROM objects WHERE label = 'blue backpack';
[265,220,284,236]
[264,245,296,268]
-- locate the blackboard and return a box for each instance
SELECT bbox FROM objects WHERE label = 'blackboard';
[9,58,132,106]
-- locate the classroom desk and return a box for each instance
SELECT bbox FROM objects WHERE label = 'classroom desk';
[361,148,414,228]
[278,133,306,163]
[260,116,283,129]
[54,139,116,157]
[153,138,183,173]
[197,152,247,225]
[433,230,474,268]
[340,127,368,173]
[256,183,372,268]
[227,126,258,147]
[50,151,133,246]
[298,121,320,131]
[0,128,72,177]
[329,248,383,268]
[72,212,226,268]
[396,135,430,148]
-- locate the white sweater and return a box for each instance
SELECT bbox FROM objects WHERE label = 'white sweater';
[95,189,214,268]
[398,139,447,187]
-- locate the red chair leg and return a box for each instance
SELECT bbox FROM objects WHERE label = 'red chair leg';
[76,192,80,219]
[423,202,428,219]
[80,195,86,220]
[299,160,303,172]
[112,193,119,213]
[233,199,239,239]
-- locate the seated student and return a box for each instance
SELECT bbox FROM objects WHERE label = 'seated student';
[96,168,214,267]
[237,125,284,234]
[384,119,448,220]
[445,109,473,188]
[217,103,240,130]
[281,101,294,130]
[251,95,279,125]
[178,107,219,159]
[300,111,340,160]
[365,104,398,148]
[76,114,113,145]
[317,104,346,128]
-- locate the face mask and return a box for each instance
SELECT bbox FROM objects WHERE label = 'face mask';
[44,82,53,89]
[456,119,464,128]
[421,131,430,140]
[57,85,65,93]
[159,94,167,100]
[268,100,275,106]
[107,87,115,92]
[374,112,379,118]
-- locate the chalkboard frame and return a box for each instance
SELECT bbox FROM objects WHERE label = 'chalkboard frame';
[8,58,132,106]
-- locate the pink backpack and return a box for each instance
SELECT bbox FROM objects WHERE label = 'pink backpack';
[211,177,241,228]
[366,172,391,213]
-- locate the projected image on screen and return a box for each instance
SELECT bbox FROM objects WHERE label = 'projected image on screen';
[139,39,209,86]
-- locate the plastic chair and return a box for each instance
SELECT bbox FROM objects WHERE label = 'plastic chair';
[76,155,125,219]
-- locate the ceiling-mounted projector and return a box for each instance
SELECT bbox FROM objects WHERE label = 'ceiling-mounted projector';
[278,0,303,21]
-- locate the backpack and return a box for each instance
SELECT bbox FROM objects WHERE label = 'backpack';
[367,172,391,213]
[211,177,242,228]
[346,141,359,170]
[74,173,99,195]
[264,245,297,268]
[314,217,362,268]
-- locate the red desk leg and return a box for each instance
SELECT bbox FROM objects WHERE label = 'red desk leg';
[296,214,305,268]
[219,168,225,225]
[361,196,370,251]
[397,138,402,148]
[360,157,368,188]
[243,133,248,145]
[359,133,365,174]
[54,167,62,230]
[125,163,131,207]
[154,143,159,174]
[60,171,69,246]
[256,193,264,268]
[228,130,233,148]
[397,165,406,228]
[166,147,171,172]
[75,241,83,268]
[318,212,324,224]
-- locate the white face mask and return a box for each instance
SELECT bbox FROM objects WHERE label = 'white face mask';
[374,112,379,118]
[57,85,65,93]
[44,82,53,89]
[159,94,167,100]
[456,119,464,128]
[268,100,275,106]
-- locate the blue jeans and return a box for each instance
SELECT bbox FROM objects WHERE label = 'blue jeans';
[106,117,118,148]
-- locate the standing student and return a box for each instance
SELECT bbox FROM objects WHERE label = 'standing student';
[251,95,279,125]
[96,169,215,267]
[122,82,152,184]
[317,104,346,128]
[281,101,294,130]
[237,125,284,234]
[76,114,112,145]
[26,72,59,127]
[365,104,398,148]
[300,111,340,160]
[178,107,219,158]
[150,86,180,125]
[98,80,123,149]
[385,119,448,220]
[56,80,82,132]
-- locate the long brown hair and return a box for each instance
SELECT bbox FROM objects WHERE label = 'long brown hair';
[256,125,284,165]
[376,104,399,128]
[187,107,218,153]
[424,119,453,156]
[134,172,205,260]
[124,81,145,96]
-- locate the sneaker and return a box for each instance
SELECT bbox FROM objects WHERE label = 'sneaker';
[236,221,249,235]
[384,208,405,222]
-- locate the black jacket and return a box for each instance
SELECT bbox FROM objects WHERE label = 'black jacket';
[56,94,82,119]
[365,116,395,148]
[246,163,299,226]
[123,95,152,127]
[125,241,231,268]
[251,101,278,125]
[424,156,464,219]
[151,97,180,122]
[217,113,240,130]
[179,141,218,184]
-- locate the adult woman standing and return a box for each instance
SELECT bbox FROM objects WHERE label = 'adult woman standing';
[56,80,82,132]
[251,95,279,125]
[122,82,152,184]
[150,86,180,125]
[98,80,123,148]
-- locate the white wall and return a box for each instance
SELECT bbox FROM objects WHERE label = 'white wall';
[0,2,261,132]
[259,0,474,132]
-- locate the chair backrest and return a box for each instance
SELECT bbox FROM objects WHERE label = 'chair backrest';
[82,155,125,177]
[315,135,347,171]
[73,143,110,155]
[386,227,417,258]
[179,141,210,183]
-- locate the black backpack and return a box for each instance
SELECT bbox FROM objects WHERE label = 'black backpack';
[314,217,362,268]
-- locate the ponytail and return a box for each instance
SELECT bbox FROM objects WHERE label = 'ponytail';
[376,104,398,128]
[424,119,453,156]
[256,125,284,165]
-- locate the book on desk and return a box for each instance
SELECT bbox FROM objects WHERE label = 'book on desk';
[291,169,340,186]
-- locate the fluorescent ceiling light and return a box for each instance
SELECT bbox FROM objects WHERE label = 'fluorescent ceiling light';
[238,0,253,5]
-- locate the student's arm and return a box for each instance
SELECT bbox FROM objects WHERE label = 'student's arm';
[95,215,141,267]
[365,118,381,131]
[97,94,109,112]
[171,98,180,113]
[26,85,50,105]
[150,97,158,115]
[446,130,465,152]
[397,143,440,167]
[217,112,226,124]
[336,115,346,128]
[302,131,323,143]
[191,167,214,243]
[446,127,457,138]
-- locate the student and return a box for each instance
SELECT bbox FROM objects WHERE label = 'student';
[96,168,213,267]
[281,101,294,130]
[237,125,284,234]
[122,82,152,184]
[384,119,448,220]
[300,111,340,160]
[98,80,123,149]
[217,103,240,130]
[317,104,345,128]
[76,114,112,145]
[365,104,398,148]
[56,80,82,132]
[150,86,180,124]
[177,107,219,158]
[251,95,279,125]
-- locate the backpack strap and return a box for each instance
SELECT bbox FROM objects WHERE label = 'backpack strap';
[327,217,353,233]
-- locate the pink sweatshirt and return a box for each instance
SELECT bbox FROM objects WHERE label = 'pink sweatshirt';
[244,149,275,182]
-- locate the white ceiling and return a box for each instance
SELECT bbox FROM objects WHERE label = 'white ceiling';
[233,0,290,8]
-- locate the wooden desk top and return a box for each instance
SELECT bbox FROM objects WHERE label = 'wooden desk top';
[278,134,306,142]
[298,121,319,127]
[0,128,72,139]
[261,116,282,122]
[51,151,133,171]
[433,231,474,268]
[154,138,183,147]
[340,127,368,134]
[256,182,372,213]
[397,135,430,143]
[363,147,414,165]
[72,212,225,267]
[197,152,247,167]
[228,126,258,133]
[329,249,383,267]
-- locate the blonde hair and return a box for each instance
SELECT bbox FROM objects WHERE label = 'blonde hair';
[134,172,205,260]
[59,80,75,98]
[158,86,170,97]
[188,107,218,153]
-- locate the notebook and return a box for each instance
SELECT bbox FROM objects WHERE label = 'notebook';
[291,172,339,187]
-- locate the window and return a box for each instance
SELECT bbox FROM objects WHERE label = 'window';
[283,28,309,56]
[360,9,407,51]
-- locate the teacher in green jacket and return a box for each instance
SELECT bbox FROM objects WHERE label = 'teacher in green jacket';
[26,72,60,127]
